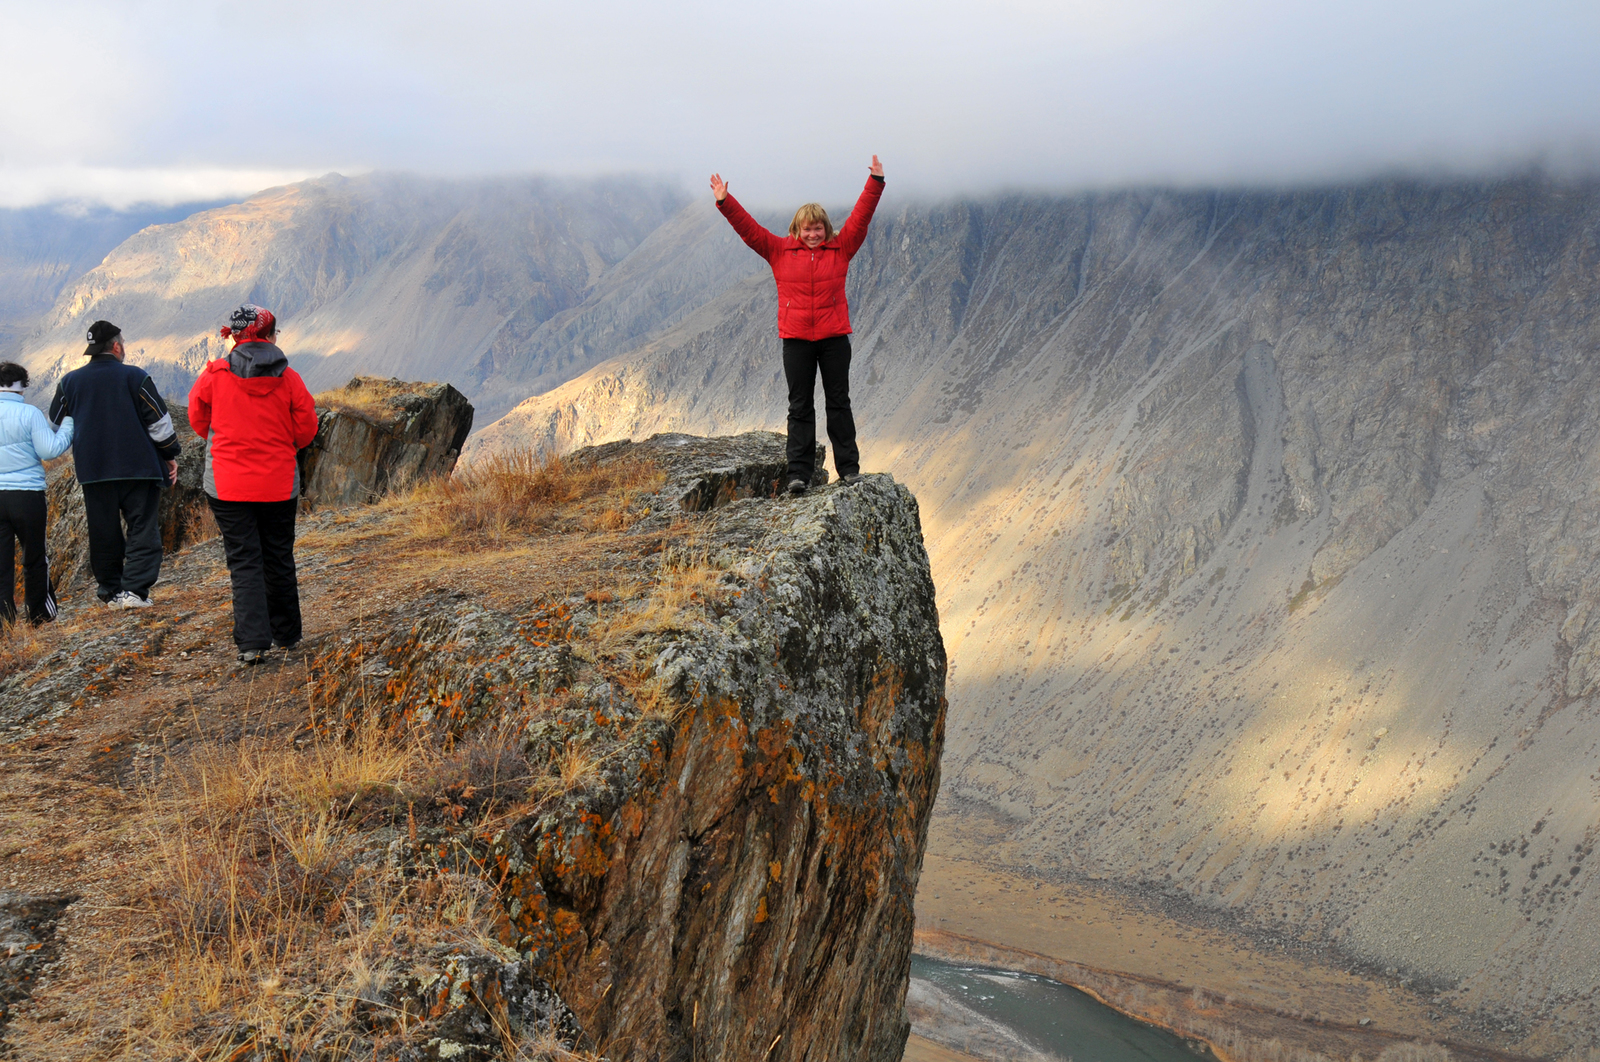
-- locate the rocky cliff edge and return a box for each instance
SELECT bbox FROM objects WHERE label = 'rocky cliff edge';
[0,431,946,1062]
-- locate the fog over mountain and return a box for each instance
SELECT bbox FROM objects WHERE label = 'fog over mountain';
[15,173,687,408]
[469,175,1600,1054]
[4,1,1598,208]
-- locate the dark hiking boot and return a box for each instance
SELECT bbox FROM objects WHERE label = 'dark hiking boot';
[841,473,863,485]
[786,478,807,496]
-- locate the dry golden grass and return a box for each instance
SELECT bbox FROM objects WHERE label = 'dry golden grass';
[117,720,433,1056]
[312,376,423,424]
[616,671,688,723]
[401,449,664,544]
[535,740,605,800]
[591,538,732,652]
[180,716,428,822]
[10,443,720,1060]
[0,601,98,679]
[0,615,56,677]
[66,711,609,1060]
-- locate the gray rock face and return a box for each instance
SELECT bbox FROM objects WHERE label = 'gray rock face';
[469,202,777,426]
[300,377,475,507]
[0,891,76,1044]
[573,430,828,510]
[467,176,1600,1051]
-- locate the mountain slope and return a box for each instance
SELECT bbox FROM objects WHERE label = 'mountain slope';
[17,174,687,403]
[468,177,1600,1053]
[0,200,224,353]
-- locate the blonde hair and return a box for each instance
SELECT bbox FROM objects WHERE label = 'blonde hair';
[788,203,834,241]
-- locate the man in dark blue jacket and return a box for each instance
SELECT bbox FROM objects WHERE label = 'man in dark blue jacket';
[49,321,181,608]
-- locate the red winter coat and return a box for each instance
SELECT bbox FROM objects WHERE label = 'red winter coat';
[187,355,320,502]
[717,175,885,341]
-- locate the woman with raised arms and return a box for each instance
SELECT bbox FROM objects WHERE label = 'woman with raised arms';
[710,156,885,494]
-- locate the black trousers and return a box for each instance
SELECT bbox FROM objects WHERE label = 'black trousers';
[0,490,56,624]
[782,334,860,482]
[207,496,301,650]
[81,479,164,601]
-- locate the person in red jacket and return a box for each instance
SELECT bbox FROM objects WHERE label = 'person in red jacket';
[711,155,885,493]
[187,305,320,665]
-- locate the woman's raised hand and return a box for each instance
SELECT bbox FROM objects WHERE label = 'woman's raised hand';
[869,154,883,178]
[709,173,728,202]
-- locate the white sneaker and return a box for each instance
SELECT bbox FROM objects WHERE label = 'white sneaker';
[110,591,152,609]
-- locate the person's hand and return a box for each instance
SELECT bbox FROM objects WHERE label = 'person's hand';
[709,173,728,202]
[164,458,178,486]
[869,154,883,178]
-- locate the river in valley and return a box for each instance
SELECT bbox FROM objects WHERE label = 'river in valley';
[910,955,1215,1062]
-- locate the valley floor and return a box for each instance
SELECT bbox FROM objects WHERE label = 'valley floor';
[912,809,1571,1062]
[903,1034,984,1062]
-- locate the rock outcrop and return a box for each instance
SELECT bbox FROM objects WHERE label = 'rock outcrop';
[300,377,474,507]
[533,434,944,1060]
[304,432,946,1060]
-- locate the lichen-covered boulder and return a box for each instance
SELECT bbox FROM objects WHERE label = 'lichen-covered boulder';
[501,434,947,1061]
[300,377,474,507]
[276,431,945,1060]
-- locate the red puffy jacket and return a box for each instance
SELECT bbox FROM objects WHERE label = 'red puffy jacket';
[717,175,885,341]
[187,357,320,502]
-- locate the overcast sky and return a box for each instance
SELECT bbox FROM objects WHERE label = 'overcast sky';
[2,0,1598,209]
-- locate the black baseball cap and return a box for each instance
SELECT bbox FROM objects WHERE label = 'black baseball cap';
[84,320,122,356]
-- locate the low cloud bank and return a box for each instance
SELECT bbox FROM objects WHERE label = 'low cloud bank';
[2,0,1597,209]
[0,167,327,212]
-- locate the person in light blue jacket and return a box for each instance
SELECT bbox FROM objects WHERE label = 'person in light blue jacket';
[0,362,74,624]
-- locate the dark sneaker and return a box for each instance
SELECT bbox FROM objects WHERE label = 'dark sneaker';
[272,639,301,651]
[238,648,268,665]
[841,473,863,485]
[786,478,807,496]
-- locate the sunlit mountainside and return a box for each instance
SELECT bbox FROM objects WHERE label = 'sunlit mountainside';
[15,173,1600,1054]
[0,200,225,352]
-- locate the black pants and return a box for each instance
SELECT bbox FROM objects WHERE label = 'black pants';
[0,490,56,624]
[783,334,860,482]
[81,479,164,601]
[207,496,302,651]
